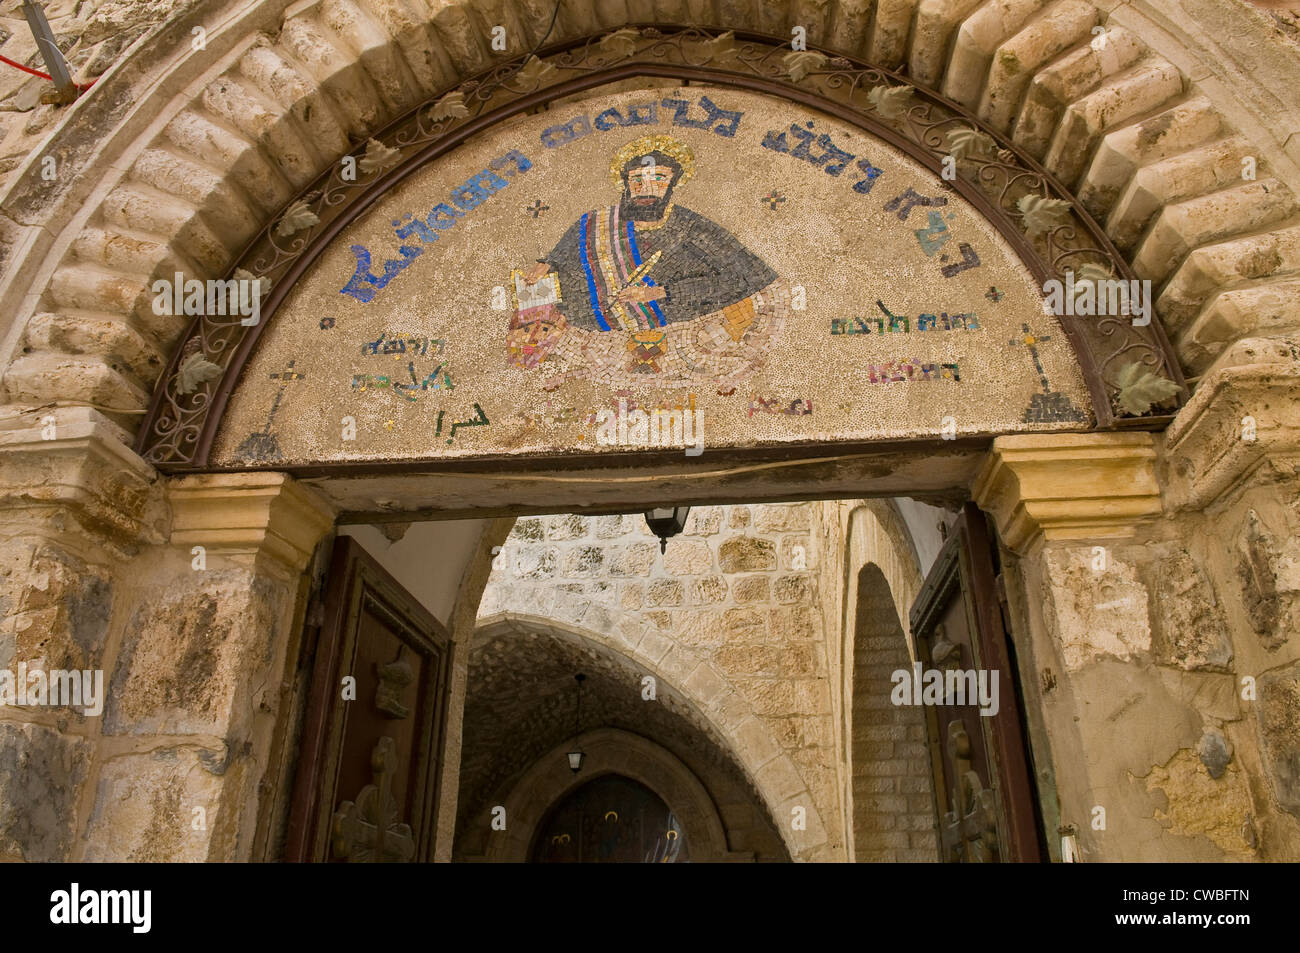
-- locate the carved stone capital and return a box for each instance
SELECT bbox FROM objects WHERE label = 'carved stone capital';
[971,433,1163,554]
[168,472,335,573]
[0,407,164,555]
[1162,359,1300,511]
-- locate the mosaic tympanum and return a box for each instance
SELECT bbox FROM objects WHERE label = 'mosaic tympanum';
[212,85,1093,466]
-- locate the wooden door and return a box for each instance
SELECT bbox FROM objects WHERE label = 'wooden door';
[908,503,1043,862]
[530,775,686,863]
[285,536,452,862]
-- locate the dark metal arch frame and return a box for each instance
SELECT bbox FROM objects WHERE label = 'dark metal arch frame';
[137,25,1187,470]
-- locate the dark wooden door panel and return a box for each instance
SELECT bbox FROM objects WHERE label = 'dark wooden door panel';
[909,503,1043,863]
[285,536,452,862]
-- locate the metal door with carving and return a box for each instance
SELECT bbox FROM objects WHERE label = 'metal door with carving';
[908,504,1044,862]
[285,536,452,862]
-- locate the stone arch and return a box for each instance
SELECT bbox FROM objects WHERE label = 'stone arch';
[0,1,1295,865]
[843,500,927,650]
[827,500,941,861]
[470,610,817,858]
[460,727,743,862]
[848,562,939,862]
[1,0,1296,430]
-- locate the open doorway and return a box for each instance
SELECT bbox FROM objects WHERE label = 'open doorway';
[272,496,1042,863]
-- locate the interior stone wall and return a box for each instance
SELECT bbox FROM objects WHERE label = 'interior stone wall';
[453,621,790,861]
[476,502,844,859]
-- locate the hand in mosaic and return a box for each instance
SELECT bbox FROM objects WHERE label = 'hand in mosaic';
[507,134,788,389]
[613,283,667,305]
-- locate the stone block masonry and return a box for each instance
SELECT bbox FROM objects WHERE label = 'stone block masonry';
[478,503,844,858]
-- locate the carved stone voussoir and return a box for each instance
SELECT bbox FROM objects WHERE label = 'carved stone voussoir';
[0,407,164,554]
[1163,361,1300,512]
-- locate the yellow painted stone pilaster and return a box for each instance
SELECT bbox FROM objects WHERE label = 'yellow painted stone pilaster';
[971,433,1164,554]
[168,472,335,577]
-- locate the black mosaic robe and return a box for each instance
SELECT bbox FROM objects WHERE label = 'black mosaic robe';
[540,204,778,331]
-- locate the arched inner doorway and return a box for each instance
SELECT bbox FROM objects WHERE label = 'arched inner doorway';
[530,774,685,863]
[454,615,790,862]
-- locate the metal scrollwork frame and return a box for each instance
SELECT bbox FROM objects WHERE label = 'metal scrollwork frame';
[137,26,1187,469]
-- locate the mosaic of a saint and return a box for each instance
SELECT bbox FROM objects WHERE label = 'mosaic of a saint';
[507,135,790,388]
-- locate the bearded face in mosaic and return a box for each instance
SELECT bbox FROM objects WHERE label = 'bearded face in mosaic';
[511,135,781,367]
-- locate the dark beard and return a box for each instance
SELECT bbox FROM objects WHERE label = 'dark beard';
[620,190,673,222]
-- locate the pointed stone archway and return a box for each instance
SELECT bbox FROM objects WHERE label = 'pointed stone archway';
[469,611,813,859]
[458,727,757,862]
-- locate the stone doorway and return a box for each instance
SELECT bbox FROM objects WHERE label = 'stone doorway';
[344,498,979,862]
[11,2,1295,864]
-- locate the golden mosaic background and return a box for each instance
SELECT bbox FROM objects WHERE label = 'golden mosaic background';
[213,85,1093,466]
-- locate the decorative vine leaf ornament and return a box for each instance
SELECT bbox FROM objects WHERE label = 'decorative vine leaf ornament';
[429,90,469,121]
[233,268,271,299]
[177,351,222,396]
[515,55,555,86]
[1016,194,1072,238]
[599,28,640,57]
[702,29,738,62]
[1114,361,1181,415]
[946,127,996,160]
[358,138,400,175]
[275,199,319,237]
[783,50,828,82]
[867,85,914,119]
[1071,262,1113,308]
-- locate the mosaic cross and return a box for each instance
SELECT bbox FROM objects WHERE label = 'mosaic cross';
[525,199,549,218]
[269,360,305,385]
[762,190,787,210]
[234,358,306,463]
[1008,323,1052,394]
[985,286,1004,303]
[264,358,305,424]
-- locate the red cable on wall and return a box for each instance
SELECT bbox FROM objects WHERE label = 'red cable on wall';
[0,51,95,91]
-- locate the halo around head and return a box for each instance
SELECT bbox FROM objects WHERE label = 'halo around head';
[609,135,696,186]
